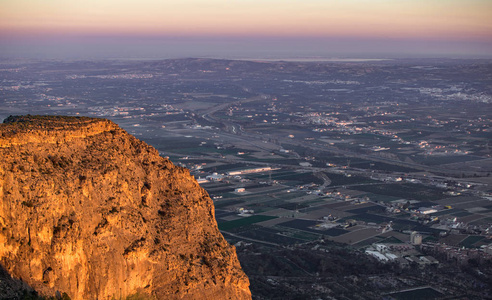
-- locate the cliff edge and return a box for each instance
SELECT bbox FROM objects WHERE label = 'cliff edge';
[0,115,251,300]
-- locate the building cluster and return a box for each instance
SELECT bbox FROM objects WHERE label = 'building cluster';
[236,207,255,216]
[365,242,439,267]
[421,242,492,265]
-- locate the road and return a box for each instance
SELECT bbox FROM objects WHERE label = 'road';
[201,99,472,178]
[221,230,280,247]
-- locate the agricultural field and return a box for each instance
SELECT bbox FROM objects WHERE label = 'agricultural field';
[218,215,277,231]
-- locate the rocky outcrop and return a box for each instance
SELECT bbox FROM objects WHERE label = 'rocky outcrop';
[0,115,251,300]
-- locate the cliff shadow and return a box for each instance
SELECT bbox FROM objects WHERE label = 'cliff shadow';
[0,263,39,300]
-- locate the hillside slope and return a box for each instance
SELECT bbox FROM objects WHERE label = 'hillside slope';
[0,115,251,300]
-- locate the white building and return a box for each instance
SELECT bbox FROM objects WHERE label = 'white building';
[375,244,389,253]
[410,231,423,245]
[206,172,224,181]
[227,167,272,176]
[196,177,209,184]
[365,250,389,262]
[417,207,438,215]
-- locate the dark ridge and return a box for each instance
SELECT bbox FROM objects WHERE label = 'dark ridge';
[3,115,95,124]
[0,115,112,137]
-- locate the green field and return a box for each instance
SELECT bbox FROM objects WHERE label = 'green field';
[214,199,245,208]
[218,215,277,231]
[459,235,485,248]
[325,173,375,186]
[363,193,401,203]
[414,155,484,166]
[353,183,445,201]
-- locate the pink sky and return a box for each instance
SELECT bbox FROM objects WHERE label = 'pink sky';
[1,0,491,58]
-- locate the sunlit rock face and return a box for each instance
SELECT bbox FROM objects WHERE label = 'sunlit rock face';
[0,115,251,300]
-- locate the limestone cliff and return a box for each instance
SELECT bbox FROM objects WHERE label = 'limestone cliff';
[0,115,251,300]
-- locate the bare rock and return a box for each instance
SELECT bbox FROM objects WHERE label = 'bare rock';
[0,115,251,300]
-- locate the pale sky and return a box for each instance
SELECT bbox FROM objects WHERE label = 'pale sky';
[1,0,491,58]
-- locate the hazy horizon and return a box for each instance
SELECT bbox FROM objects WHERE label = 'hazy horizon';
[2,35,492,61]
[1,0,492,60]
